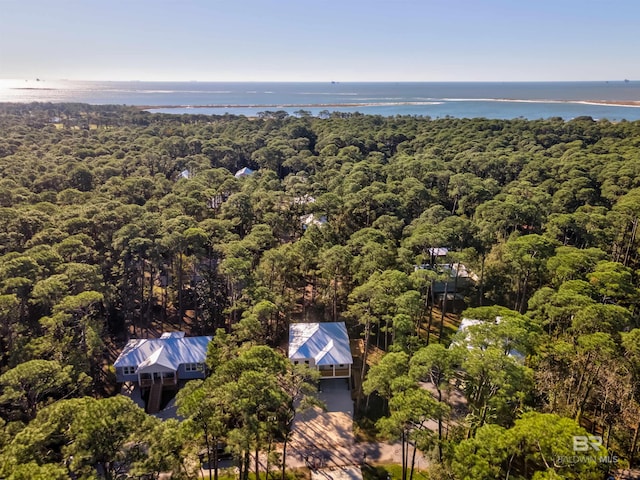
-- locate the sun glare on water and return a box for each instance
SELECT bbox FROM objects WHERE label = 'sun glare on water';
[0,78,70,102]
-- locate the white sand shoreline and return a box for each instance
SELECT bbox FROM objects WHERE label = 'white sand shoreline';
[140,98,640,110]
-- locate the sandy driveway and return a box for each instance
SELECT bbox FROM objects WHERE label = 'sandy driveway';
[287,378,428,470]
[290,378,355,455]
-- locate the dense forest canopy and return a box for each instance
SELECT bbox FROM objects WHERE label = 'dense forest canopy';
[1,103,640,479]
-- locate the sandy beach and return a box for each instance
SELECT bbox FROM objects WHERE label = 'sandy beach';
[584,99,640,107]
[137,98,640,111]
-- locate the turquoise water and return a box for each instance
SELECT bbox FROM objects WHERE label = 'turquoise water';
[1,80,639,120]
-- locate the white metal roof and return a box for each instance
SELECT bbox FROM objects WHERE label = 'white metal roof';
[293,195,316,205]
[114,334,212,372]
[300,213,327,229]
[234,167,255,178]
[160,331,185,339]
[458,317,484,331]
[456,317,524,360]
[137,346,177,373]
[289,322,353,365]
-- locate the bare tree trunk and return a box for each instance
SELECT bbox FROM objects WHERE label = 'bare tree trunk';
[614,228,627,263]
[203,426,213,480]
[243,451,250,480]
[161,269,168,329]
[453,261,461,293]
[479,403,489,430]
[255,445,260,480]
[302,280,307,322]
[401,430,406,480]
[265,436,274,480]
[178,253,184,328]
[333,277,338,322]
[139,260,145,335]
[147,263,154,327]
[255,429,260,480]
[409,439,418,480]
[384,318,389,351]
[439,280,448,343]
[357,318,371,413]
[624,217,638,266]
[427,283,434,345]
[630,420,640,465]
[505,453,516,480]
[437,387,443,463]
[416,285,428,337]
[281,432,290,480]
[478,254,485,306]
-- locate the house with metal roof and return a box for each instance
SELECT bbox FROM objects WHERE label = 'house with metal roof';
[234,166,255,178]
[300,213,328,230]
[113,332,212,387]
[454,317,524,361]
[428,247,449,257]
[288,322,353,379]
[413,262,479,308]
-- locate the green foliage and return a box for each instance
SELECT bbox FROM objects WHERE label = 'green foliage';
[409,343,459,395]
[1,396,153,479]
[0,359,74,420]
[178,343,318,480]
[6,462,69,480]
[452,413,606,480]
[3,105,640,475]
[65,395,154,477]
[363,351,410,399]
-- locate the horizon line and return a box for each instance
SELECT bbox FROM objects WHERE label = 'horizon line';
[1,78,637,84]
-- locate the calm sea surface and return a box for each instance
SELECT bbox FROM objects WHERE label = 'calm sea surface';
[1,80,639,120]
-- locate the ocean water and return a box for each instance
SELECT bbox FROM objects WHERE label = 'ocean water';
[1,80,639,120]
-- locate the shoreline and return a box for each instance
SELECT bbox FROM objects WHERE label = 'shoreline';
[137,99,640,111]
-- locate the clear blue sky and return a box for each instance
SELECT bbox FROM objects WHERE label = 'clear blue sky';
[1,0,639,82]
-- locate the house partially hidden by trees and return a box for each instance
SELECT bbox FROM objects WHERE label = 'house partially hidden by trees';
[414,262,479,294]
[288,322,353,380]
[300,213,327,230]
[454,316,525,360]
[414,261,479,312]
[114,332,211,387]
[234,166,255,178]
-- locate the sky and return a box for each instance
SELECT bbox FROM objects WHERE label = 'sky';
[1,0,639,82]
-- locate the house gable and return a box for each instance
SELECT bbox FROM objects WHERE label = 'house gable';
[289,322,353,366]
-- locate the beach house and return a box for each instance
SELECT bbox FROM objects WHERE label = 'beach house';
[288,322,353,379]
[114,332,211,386]
[234,166,255,178]
[454,317,524,360]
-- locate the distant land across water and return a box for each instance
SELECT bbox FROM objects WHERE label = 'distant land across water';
[1,80,640,120]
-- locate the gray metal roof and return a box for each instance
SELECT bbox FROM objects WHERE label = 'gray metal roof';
[289,322,353,365]
[114,334,212,371]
